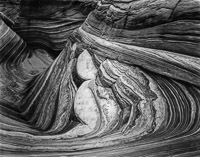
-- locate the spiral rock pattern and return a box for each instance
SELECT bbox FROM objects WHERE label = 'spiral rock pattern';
[0,0,200,156]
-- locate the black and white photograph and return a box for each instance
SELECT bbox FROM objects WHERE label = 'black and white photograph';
[0,0,200,156]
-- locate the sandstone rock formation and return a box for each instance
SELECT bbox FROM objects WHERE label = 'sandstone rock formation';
[0,0,200,156]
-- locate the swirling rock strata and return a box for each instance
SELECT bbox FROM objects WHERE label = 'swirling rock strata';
[1,40,200,156]
[13,0,96,56]
[0,0,200,156]
[80,0,200,86]
[0,17,52,104]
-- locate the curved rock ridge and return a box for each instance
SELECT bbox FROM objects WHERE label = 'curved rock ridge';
[0,15,54,142]
[0,17,53,104]
[0,0,200,156]
[77,26,200,87]
[1,39,200,156]
[83,0,200,57]
[80,0,200,86]
[0,15,53,138]
[12,0,97,57]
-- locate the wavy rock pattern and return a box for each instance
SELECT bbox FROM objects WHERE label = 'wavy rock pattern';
[0,0,200,156]
[0,17,53,104]
[13,0,96,56]
[80,0,200,86]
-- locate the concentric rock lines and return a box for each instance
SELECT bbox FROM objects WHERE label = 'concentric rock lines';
[0,0,200,156]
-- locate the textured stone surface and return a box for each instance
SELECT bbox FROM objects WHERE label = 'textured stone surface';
[76,49,97,80]
[0,0,200,156]
[13,0,96,56]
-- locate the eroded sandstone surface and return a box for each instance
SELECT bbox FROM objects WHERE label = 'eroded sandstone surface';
[0,0,200,156]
